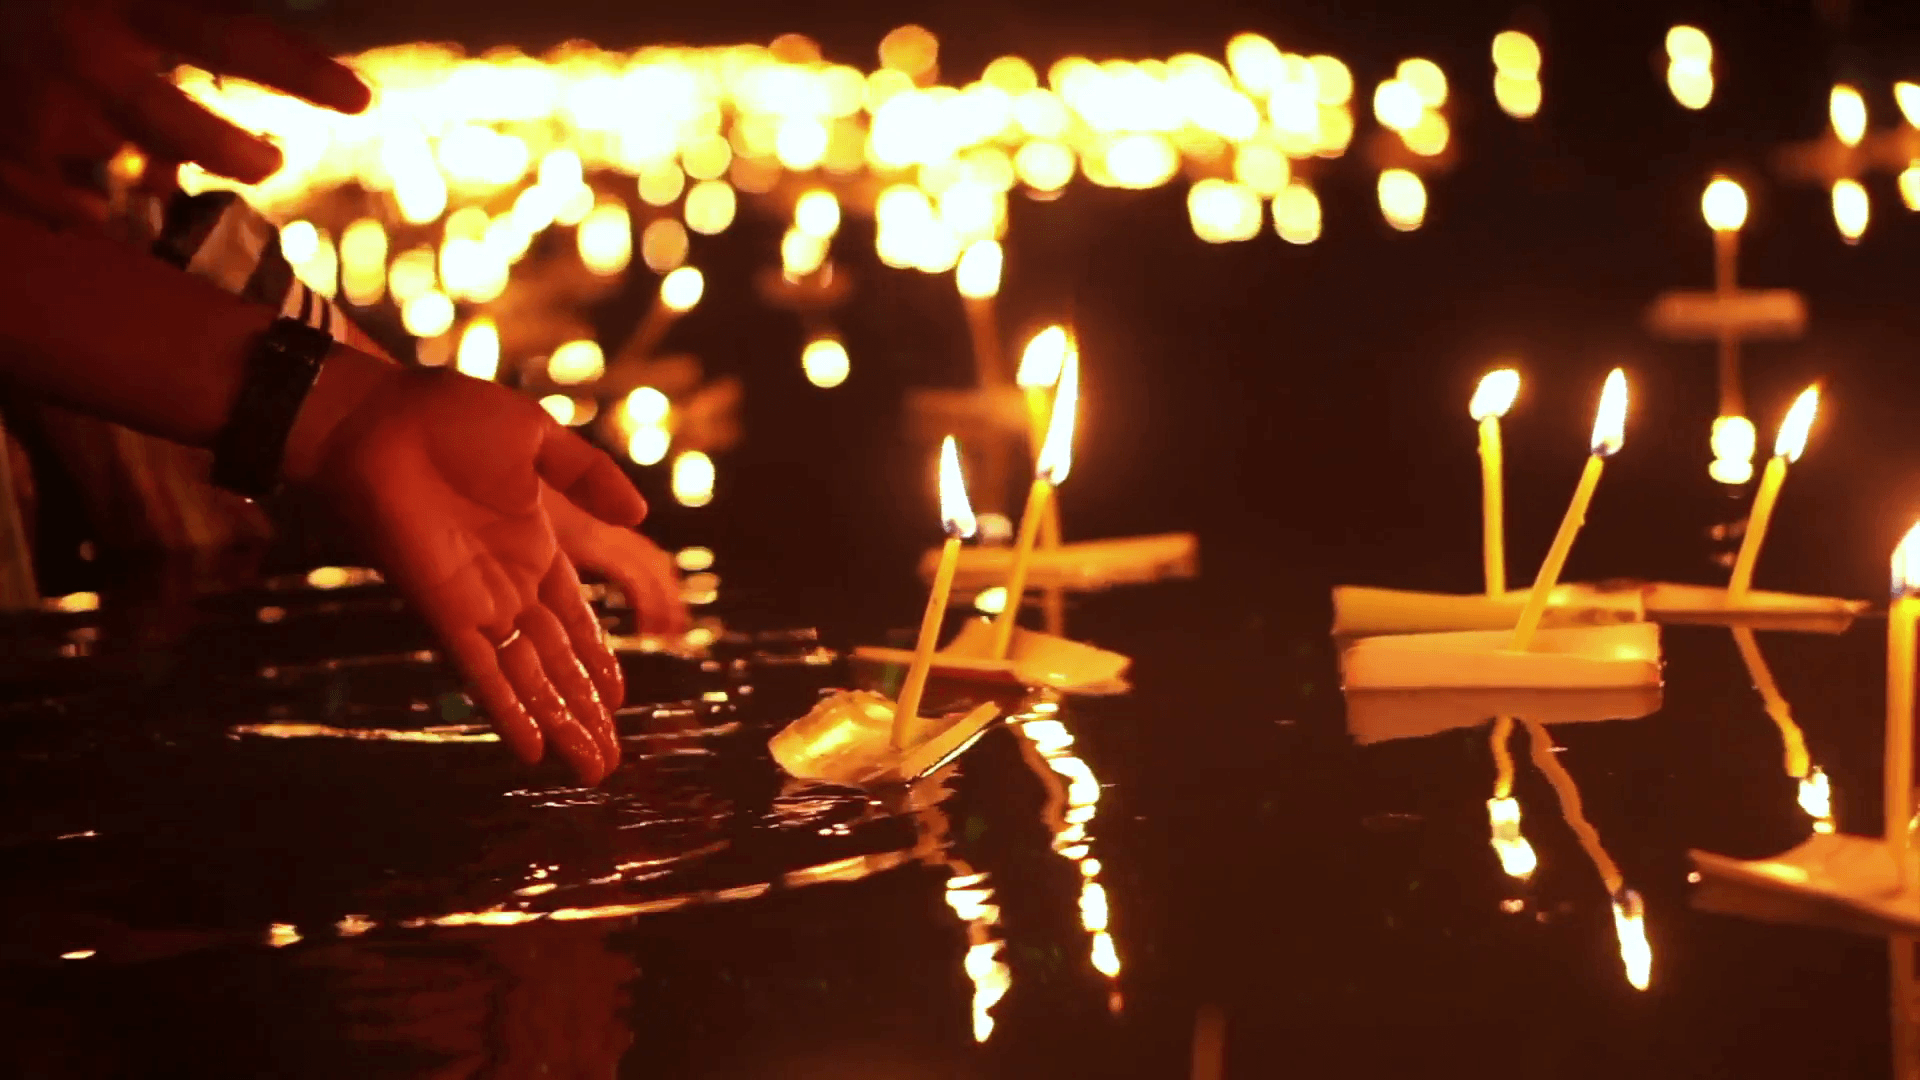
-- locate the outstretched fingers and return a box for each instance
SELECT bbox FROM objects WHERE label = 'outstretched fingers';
[535,424,647,528]
[436,627,542,765]
[494,630,607,785]
[540,555,625,715]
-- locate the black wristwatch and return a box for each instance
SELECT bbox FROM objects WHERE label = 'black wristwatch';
[209,316,335,499]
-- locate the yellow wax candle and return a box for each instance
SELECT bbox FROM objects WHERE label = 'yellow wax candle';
[1727,385,1820,599]
[1019,327,1074,637]
[958,240,1008,385]
[893,436,977,749]
[1703,177,1748,418]
[1471,370,1523,804]
[1471,369,1520,595]
[1890,523,1920,882]
[992,347,1079,658]
[1511,368,1629,650]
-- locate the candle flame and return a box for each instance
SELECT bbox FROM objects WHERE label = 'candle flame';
[938,435,978,539]
[1469,369,1520,421]
[1611,889,1652,991]
[1709,415,1756,485]
[1590,368,1628,458]
[1799,766,1835,833]
[956,238,1004,298]
[1831,84,1867,147]
[1701,177,1747,232]
[1832,179,1869,242]
[661,265,704,312]
[1035,345,1079,484]
[1773,385,1820,462]
[1487,797,1537,880]
[1892,522,1920,596]
[1899,82,1920,128]
[1018,325,1071,388]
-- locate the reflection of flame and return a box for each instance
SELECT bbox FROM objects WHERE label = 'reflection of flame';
[1469,369,1520,421]
[1035,348,1079,484]
[1702,177,1747,232]
[1799,766,1835,833]
[1611,889,1653,991]
[1774,385,1820,462]
[1486,797,1538,880]
[938,436,979,538]
[1013,700,1121,992]
[1590,368,1628,458]
[1018,325,1071,388]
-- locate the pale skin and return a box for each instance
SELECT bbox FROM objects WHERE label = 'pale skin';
[0,0,688,783]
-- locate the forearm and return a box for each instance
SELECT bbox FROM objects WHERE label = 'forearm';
[0,207,271,447]
[0,206,398,484]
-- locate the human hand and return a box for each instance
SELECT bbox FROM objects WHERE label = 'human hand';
[0,0,370,225]
[541,484,690,636]
[286,350,647,785]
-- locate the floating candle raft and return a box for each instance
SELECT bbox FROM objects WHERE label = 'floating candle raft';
[1344,684,1662,744]
[769,690,1000,787]
[1331,582,1866,638]
[1690,834,1920,937]
[925,532,1200,594]
[850,620,1132,696]
[1340,622,1663,692]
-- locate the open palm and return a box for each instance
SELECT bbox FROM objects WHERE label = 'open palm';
[309,368,645,784]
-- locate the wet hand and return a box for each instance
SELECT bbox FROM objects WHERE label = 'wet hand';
[286,350,647,785]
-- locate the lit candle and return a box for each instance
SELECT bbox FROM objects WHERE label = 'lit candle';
[1510,368,1629,650]
[1727,385,1820,599]
[893,436,978,749]
[1472,368,1531,873]
[1889,524,1920,886]
[1470,368,1521,595]
[1017,326,1073,634]
[1702,177,1749,450]
[990,347,1079,658]
[957,240,1008,385]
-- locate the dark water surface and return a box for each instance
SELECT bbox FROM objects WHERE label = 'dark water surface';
[0,544,1899,1078]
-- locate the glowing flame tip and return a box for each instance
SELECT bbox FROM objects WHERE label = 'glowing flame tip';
[1892,522,1920,596]
[1470,368,1520,421]
[1591,368,1628,457]
[939,435,978,539]
[1035,349,1079,484]
[1773,385,1820,462]
[1017,325,1071,388]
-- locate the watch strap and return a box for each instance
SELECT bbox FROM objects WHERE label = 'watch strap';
[209,317,334,498]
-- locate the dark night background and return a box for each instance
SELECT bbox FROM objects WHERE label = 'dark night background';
[16,0,1920,1076]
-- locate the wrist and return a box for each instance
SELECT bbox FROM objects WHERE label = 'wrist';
[281,345,405,486]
